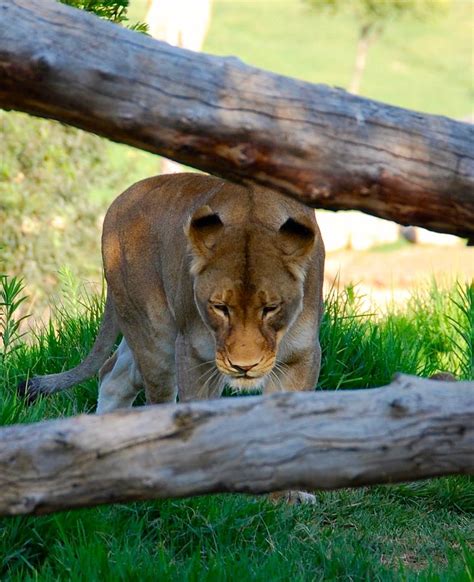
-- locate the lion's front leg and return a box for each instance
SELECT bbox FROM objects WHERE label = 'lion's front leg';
[116,307,178,406]
[97,338,143,414]
[264,342,321,394]
[176,333,225,402]
[264,342,322,505]
[138,340,178,405]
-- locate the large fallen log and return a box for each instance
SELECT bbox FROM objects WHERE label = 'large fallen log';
[1,375,472,516]
[0,0,473,237]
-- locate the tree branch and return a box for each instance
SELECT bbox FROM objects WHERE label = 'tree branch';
[0,0,473,236]
[0,375,472,516]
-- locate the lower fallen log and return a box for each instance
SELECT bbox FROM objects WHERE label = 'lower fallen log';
[1,374,473,516]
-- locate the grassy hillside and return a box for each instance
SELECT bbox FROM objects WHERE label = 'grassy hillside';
[130,0,472,118]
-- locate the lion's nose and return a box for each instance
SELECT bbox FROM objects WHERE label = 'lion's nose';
[229,361,259,374]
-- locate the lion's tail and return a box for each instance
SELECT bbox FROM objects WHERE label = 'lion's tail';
[18,292,120,402]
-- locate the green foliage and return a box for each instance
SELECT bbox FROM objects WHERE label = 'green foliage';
[0,274,105,423]
[0,275,28,364]
[0,111,129,309]
[318,280,474,389]
[59,0,129,23]
[1,275,472,420]
[0,279,472,580]
[0,1,149,312]
[1,490,472,581]
[58,0,148,31]
[305,0,450,26]
[447,282,474,379]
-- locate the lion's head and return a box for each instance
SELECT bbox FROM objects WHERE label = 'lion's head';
[186,205,316,389]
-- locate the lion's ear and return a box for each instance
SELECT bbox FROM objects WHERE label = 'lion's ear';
[278,217,315,280]
[278,217,315,257]
[185,206,224,268]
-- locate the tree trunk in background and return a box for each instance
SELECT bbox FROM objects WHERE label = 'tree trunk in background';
[349,23,380,95]
[0,375,472,517]
[145,0,213,174]
[0,0,473,237]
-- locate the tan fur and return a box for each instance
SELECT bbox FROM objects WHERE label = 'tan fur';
[96,173,325,411]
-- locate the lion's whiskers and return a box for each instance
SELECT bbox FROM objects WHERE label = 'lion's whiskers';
[271,361,291,391]
[196,364,218,386]
[202,367,222,397]
[188,359,215,373]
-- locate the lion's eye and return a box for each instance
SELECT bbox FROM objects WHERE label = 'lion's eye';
[212,304,229,317]
[262,304,280,317]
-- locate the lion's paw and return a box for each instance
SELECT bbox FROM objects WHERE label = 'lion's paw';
[269,490,317,505]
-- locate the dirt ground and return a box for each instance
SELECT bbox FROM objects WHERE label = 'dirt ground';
[324,244,474,310]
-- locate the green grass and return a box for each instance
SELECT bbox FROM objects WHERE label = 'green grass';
[1,278,473,580]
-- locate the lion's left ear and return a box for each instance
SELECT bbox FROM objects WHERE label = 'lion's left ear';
[278,217,316,280]
[278,217,315,257]
[185,206,224,272]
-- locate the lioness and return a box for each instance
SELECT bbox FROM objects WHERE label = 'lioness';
[22,173,325,420]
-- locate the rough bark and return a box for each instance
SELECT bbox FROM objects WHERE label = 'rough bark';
[0,0,473,237]
[0,375,472,516]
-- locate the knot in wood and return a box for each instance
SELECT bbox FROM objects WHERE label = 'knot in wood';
[360,183,381,197]
[33,52,55,78]
[389,397,409,417]
[53,430,75,450]
[173,407,195,429]
[215,143,256,167]
[172,407,215,440]
[308,184,330,199]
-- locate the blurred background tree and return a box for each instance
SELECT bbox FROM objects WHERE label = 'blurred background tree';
[0,111,123,311]
[305,0,451,94]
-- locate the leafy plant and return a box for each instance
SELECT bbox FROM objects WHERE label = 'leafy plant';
[58,0,148,31]
[0,275,29,363]
[447,282,474,379]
